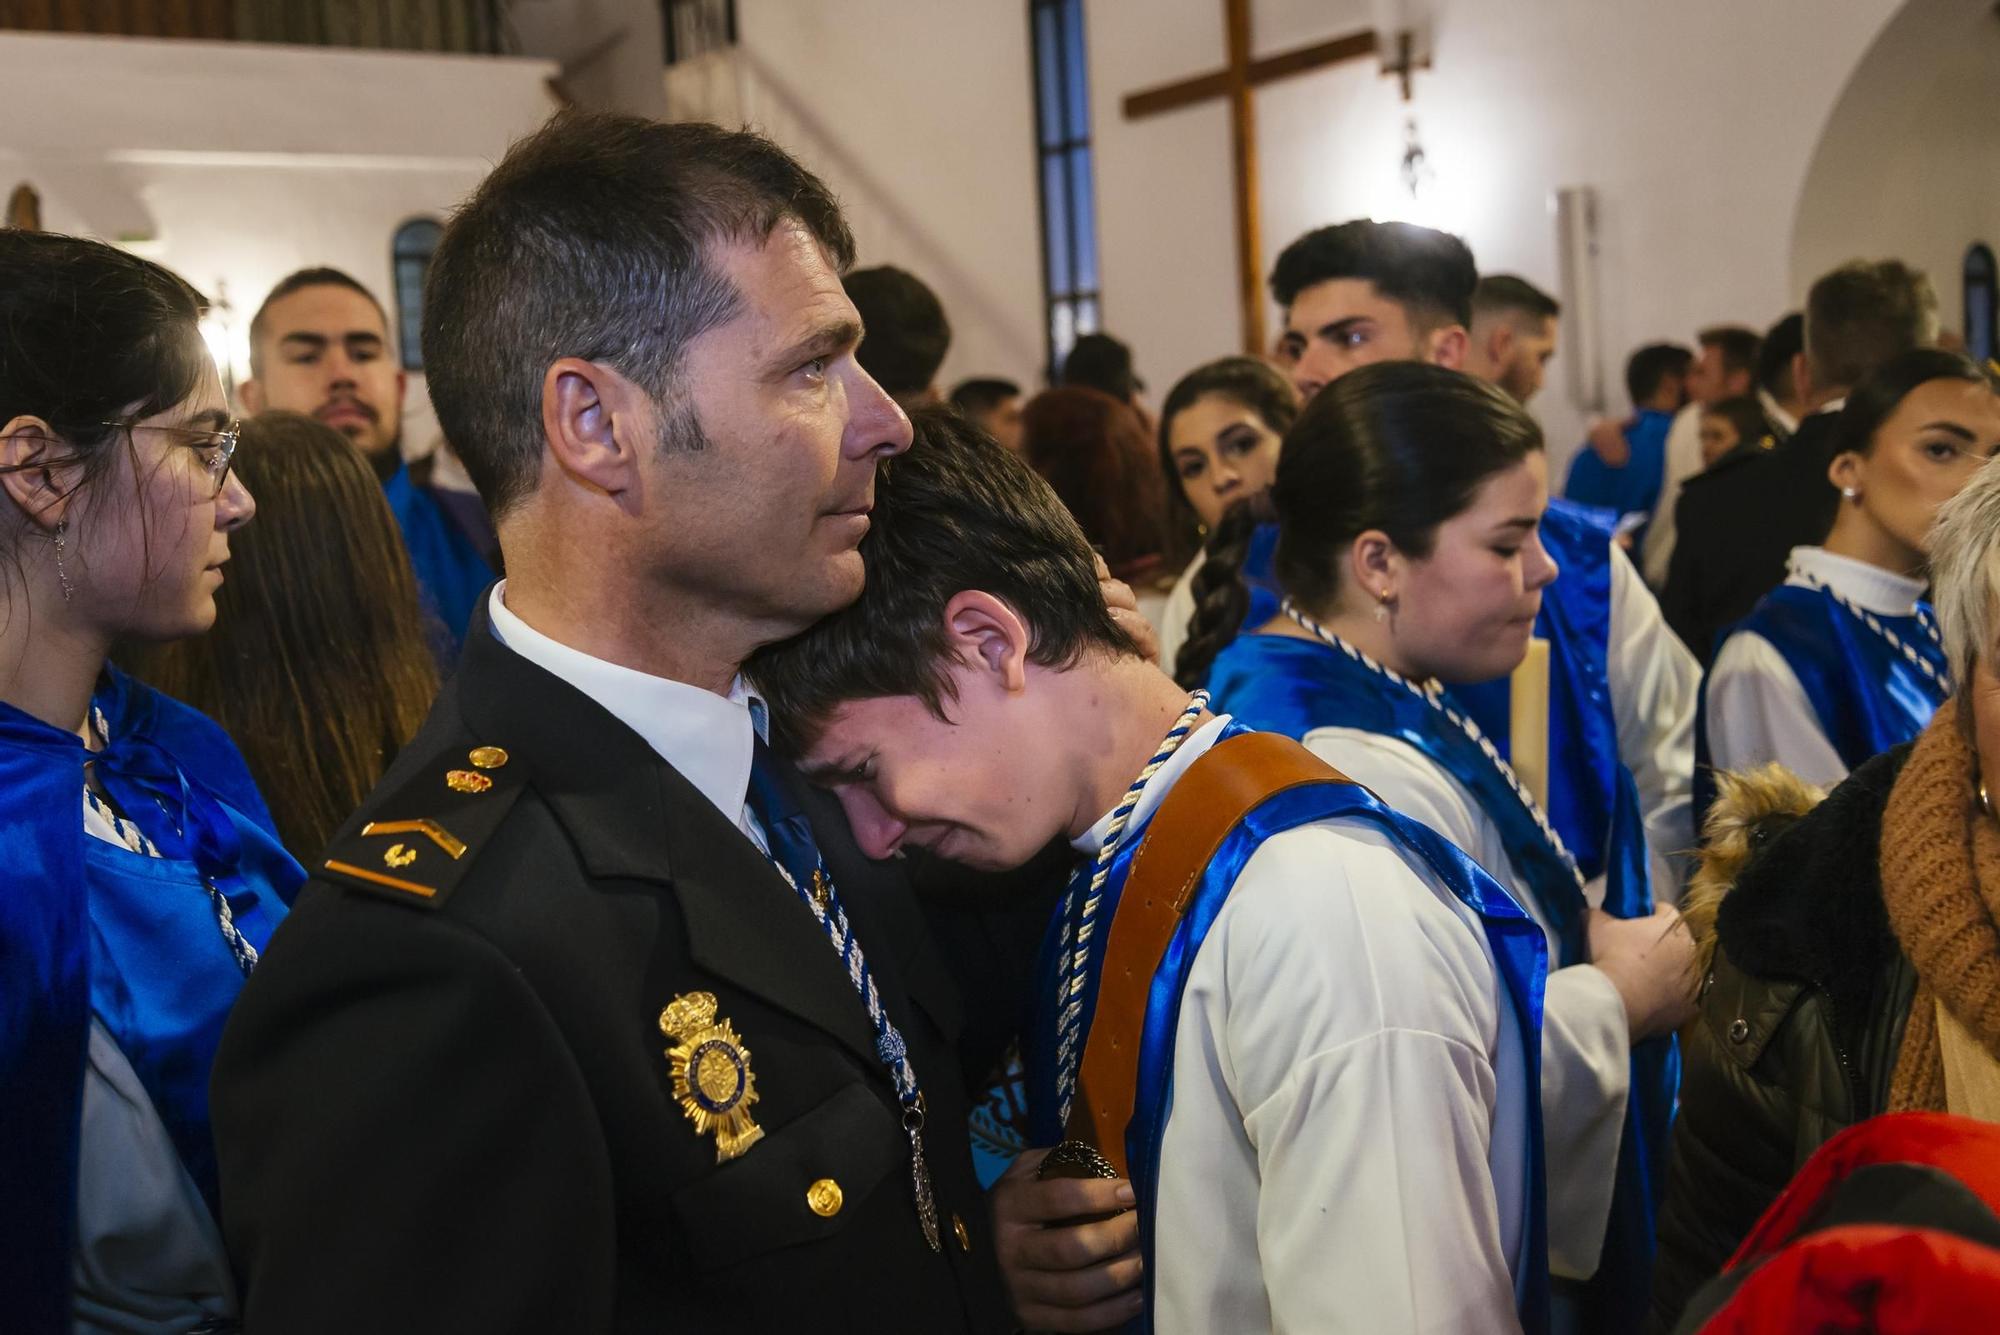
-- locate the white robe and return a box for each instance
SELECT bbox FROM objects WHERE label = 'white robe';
[1704,545,1928,790]
[1083,717,1531,1334]
[1298,728,1632,1282]
[1159,554,1201,677]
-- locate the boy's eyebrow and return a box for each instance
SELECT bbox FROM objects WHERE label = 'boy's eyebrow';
[796,754,867,785]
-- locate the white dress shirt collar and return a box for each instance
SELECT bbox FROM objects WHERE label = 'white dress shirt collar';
[1071,715,1231,858]
[486,582,765,829]
[1785,546,1927,617]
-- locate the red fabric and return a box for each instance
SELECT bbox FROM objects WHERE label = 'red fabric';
[1696,1224,2000,1333]
[1728,1113,2000,1268]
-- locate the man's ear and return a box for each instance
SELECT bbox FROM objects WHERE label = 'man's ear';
[1484,322,1515,371]
[238,378,266,415]
[942,590,1031,692]
[1792,350,1813,408]
[1429,324,1470,370]
[540,357,652,500]
[0,416,82,531]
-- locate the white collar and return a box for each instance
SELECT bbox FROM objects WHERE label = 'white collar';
[1785,546,1927,617]
[486,582,765,827]
[1757,388,1799,436]
[1070,714,1231,857]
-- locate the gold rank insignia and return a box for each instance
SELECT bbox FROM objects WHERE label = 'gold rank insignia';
[445,769,492,794]
[659,991,765,1162]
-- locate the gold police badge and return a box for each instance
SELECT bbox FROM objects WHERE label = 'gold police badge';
[659,991,765,1162]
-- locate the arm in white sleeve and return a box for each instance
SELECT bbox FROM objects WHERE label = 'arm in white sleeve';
[1158,555,1201,677]
[1607,542,1701,891]
[1639,405,1704,587]
[1302,727,1631,1280]
[1703,629,1849,790]
[1213,826,1522,1334]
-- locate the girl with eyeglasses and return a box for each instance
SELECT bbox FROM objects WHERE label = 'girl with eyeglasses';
[1699,348,2000,818]
[0,230,301,1330]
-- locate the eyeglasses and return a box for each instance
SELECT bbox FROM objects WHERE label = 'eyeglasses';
[101,419,241,497]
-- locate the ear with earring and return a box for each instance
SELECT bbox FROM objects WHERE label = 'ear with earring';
[1841,487,1860,502]
[53,518,74,602]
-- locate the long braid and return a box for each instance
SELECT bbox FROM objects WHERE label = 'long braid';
[1174,494,1274,688]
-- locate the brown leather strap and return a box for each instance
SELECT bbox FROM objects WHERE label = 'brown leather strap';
[1065,731,1353,1175]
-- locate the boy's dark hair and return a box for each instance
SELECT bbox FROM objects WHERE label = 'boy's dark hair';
[424,112,853,519]
[750,405,1139,755]
[1757,312,1805,399]
[845,265,952,397]
[1062,333,1141,401]
[1697,325,1762,377]
[1268,220,1477,330]
[949,377,1020,417]
[1472,274,1560,324]
[1625,342,1694,406]
[248,266,389,376]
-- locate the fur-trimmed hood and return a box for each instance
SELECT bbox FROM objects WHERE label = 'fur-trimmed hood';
[1688,745,1915,1025]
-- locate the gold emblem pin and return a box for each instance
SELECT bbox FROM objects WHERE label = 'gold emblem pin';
[446,769,493,794]
[468,746,509,770]
[659,991,765,1162]
[809,869,832,913]
[383,843,418,869]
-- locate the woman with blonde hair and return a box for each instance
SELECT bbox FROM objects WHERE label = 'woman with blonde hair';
[1651,454,2000,1331]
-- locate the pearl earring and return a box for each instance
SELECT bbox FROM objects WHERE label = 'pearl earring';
[1841,487,1859,501]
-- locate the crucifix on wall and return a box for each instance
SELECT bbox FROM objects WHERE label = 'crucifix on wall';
[1121,1,1427,356]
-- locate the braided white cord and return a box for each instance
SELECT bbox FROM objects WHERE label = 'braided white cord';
[1281,599,1584,890]
[1052,690,1211,1123]
[1787,560,1951,695]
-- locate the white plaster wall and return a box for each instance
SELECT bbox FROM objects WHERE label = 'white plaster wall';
[1790,0,2000,341]
[720,0,1047,394]
[1088,0,1906,469]
[0,32,559,452]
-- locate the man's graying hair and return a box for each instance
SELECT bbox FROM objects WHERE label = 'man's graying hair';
[423,112,855,519]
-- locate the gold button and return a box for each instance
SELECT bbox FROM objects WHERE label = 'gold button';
[952,1213,970,1252]
[468,746,509,770]
[805,1178,843,1218]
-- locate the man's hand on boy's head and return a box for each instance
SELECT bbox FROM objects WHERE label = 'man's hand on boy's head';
[991,1148,1144,1331]
[1095,554,1160,667]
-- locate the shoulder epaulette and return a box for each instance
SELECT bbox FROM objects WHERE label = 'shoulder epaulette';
[317,743,527,910]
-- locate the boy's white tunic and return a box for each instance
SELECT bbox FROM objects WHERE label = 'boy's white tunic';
[1073,716,1531,1334]
[1297,728,1632,1282]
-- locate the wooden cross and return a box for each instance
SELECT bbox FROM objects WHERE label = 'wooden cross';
[1122,3,1425,356]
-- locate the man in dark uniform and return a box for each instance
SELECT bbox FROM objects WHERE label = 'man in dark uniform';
[1661,259,1937,662]
[210,112,1098,1332]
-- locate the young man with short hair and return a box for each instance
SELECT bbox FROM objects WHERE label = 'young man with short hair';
[1264,218,1702,1326]
[751,406,1550,1334]
[241,267,495,653]
[1564,341,1693,551]
[1468,274,1562,405]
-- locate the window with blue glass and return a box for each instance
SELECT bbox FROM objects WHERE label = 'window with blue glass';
[1965,243,1997,366]
[1030,0,1100,378]
[391,217,444,373]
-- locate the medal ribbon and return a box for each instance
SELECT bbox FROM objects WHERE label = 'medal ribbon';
[745,743,942,1252]
[1050,690,1211,1127]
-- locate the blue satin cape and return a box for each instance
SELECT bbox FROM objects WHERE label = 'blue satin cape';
[1695,582,1951,823]
[1026,721,1552,1334]
[1210,627,1677,1330]
[0,667,301,1331]
[383,461,497,662]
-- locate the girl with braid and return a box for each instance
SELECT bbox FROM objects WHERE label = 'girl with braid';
[1200,362,1698,1313]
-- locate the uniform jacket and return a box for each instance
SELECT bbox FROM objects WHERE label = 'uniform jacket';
[1661,412,1840,664]
[210,608,1011,1333]
[1647,745,1918,1333]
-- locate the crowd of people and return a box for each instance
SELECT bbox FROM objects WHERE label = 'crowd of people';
[7,106,2000,1335]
